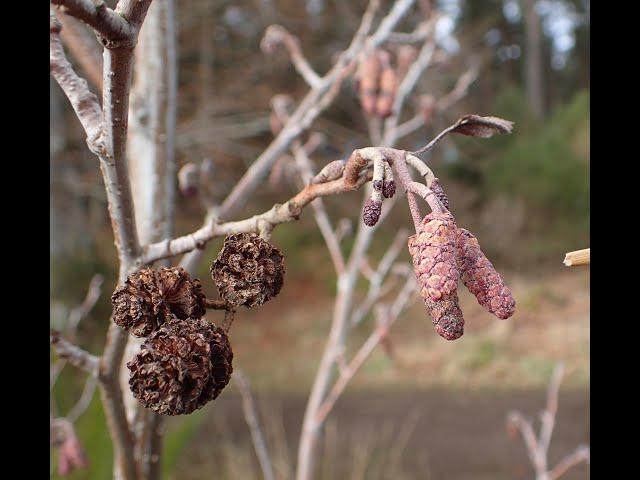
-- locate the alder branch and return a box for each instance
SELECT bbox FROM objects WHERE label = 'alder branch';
[67,375,99,422]
[314,277,416,426]
[386,20,434,44]
[141,156,372,264]
[50,12,104,146]
[382,32,437,145]
[234,370,276,480]
[68,274,104,332]
[507,363,589,480]
[58,11,104,91]
[548,446,590,480]
[538,363,564,462]
[50,330,100,375]
[435,63,479,111]
[350,229,409,328]
[214,0,413,222]
[391,64,479,140]
[292,143,346,274]
[507,411,541,470]
[177,0,415,274]
[51,0,135,44]
[262,25,321,88]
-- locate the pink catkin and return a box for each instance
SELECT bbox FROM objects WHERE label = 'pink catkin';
[407,212,459,302]
[456,228,515,319]
[408,212,464,340]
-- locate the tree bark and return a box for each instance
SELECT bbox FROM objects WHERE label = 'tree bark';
[122,2,177,479]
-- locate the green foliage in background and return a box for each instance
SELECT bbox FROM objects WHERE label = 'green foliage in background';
[486,88,589,220]
[444,88,589,261]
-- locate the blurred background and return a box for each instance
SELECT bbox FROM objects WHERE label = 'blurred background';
[50,0,589,478]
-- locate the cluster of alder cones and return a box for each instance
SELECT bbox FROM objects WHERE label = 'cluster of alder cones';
[361,160,515,341]
[110,233,285,415]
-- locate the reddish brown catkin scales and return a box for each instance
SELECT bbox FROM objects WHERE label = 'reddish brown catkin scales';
[408,212,464,340]
[456,228,516,319]
[408,212,459,302]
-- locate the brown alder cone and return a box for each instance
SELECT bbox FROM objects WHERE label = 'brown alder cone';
[358,53,381,115]
[456,228,516,319]
[128,317,233,415]
[376,66,398,118]
[407,212,459,302]
[211,233,285,308]
[111,267,207,337]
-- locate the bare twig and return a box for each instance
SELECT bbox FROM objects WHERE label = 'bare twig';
[50,12,104,146]
[67,375,99,422]
[234,370,276,480]
[58,11,104,91]
[141,155,373,264]
[52,0,135,44]
[351,229,409,328]
[68,274,104,332]
[548,445,590,480]
[506,363,589,480]
[50,330,100,375]
[314,278,416,426]
[262,26,322,88]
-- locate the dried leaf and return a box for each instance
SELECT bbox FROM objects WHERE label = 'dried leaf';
[451,115,514,138]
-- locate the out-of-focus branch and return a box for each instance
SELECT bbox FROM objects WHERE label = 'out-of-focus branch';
[52,0,134,43]
[141,153,373,264]
[506,411,542,470]
[177,0,415,275]
[351,229,409,328]
[50,12,104,145]
[214,0,413,222]
[539,364,564,462]
[548,446,590,480]
[234,370,276,480]
[261,25,321,88]
[50,330,100,375]
[436,63,479,111]
[67,375,99,422]
[386,20,434,44]
[292,143,346,274]
[58,12,104,91]
[506,363,589,480]
[314,277,416,426]
[68,274,104,333]
[382,30,437,144]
